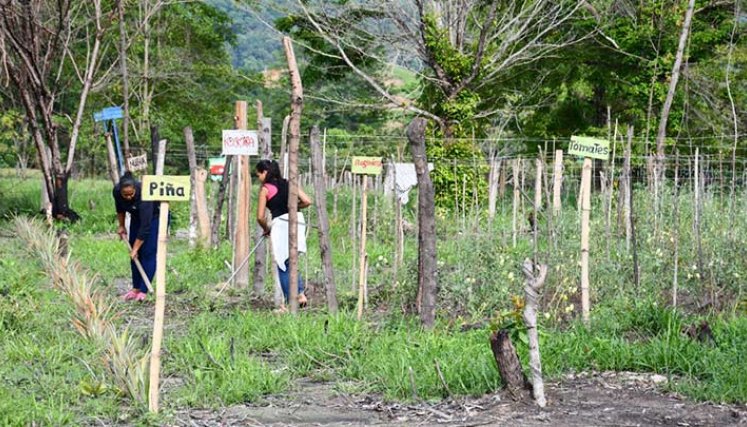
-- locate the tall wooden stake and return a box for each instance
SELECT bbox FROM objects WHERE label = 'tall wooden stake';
[580,157,592,325]
[673,151,680,308]
[185,126,199,248]
[310,126,338,313]
[233,101,250,288]
[194,168,211,247]
[284,36,303,314]
[408,118,437,328]
[512,159,520,247]
[357,175,369,320]
[253,100,269,295]
[149,139,169,413]
[552,150,563,216]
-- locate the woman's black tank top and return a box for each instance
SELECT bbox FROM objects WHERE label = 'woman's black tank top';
[265,180,289,218]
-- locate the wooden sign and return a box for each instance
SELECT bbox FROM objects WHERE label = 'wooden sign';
[222,130,258,156]
[569,136,610,160]
[352,156,382,175]
[127,153,148,172]
[141,175,191,201]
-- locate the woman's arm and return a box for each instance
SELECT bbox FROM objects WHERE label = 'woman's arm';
[298,187,313,209]
[257,186,271,235]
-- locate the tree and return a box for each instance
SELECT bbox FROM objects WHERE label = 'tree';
[272,0,597,205]
[0,0,115,220]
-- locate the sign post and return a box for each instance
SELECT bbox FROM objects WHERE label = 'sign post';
[352,156,382,320]
[225,103,254,288]
[569,136,609,325]
[144,168,190,413]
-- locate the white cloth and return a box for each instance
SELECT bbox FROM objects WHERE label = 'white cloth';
[383,162,434,205]
[270,212,307,271]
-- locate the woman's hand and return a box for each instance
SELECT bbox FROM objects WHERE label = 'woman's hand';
[117,226,127,240]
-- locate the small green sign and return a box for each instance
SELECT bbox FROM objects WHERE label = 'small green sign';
[568,136,610,160]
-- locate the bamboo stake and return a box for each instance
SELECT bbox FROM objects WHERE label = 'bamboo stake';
[357,174,369,320]
[580,157,592,325]
[350,175,358,292]
[552,150,563,216]
[148,139,168,413]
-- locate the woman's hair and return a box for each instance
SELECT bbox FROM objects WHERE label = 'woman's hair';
[256,159,283,184]
[118,171,137,189]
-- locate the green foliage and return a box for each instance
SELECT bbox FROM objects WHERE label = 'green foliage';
[0,238,123,426]
[543,302,747,403]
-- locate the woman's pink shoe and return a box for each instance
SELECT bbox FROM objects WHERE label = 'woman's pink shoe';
[123,289,141,301]
[134,292,147,302]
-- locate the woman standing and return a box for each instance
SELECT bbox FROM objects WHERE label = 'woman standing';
[113,172,161,301]
[255,159,312,311]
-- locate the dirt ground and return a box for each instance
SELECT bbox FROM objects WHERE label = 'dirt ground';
[173,372,747,427]
[109,279,747,427]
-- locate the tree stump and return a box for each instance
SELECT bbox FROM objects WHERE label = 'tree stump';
[490,329,528,398]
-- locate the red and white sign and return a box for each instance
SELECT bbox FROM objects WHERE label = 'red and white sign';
[222,130,258,156]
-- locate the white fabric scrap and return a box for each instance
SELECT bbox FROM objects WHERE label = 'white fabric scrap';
[383,162,434,205]
[270,212,307,271]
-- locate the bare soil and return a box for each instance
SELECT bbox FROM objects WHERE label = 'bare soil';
[172,372,747,427]
[110,279,747,427]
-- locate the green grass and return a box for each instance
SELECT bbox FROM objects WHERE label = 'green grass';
[542,301,747,403]
[0,235,125,426]
[3,170,747,424]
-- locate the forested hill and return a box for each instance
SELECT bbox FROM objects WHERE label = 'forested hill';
[208,0,283,72]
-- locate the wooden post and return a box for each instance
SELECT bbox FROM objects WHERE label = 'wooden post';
[357,174,369,320]
[552,150,563,216]
[105,132,119,185]
[673,151,680,308]
[623,129,632,250]
[407,118,437,328]
[149,139,169,413]
[185,126,198,248]
[228,157,238,241]
[350,174,358,291]
[580,157,592,325]
[310,126,338,313]
[194,168,210,247]
[284,36,303,314]
[512,159,520,247]
[280,115,290,178]
[210,155,233,247]
[533,157,542,259]
[233,101,251,288]
[333,149,339,218]
[252,100,269,295]
[488,156,501,220]
[499,162,506,199]
[534,158,542,214]
[694,148,706,293]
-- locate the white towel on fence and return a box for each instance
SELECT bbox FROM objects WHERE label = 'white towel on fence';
[270,212,307,271]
